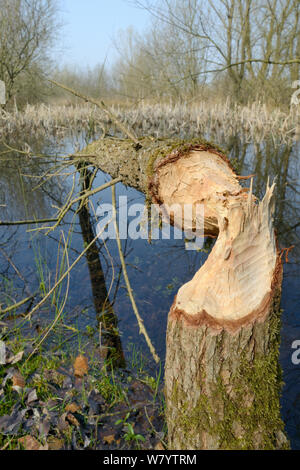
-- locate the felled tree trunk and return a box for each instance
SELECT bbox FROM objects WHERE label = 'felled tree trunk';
[76,136,207,194]
[77,137,288,450]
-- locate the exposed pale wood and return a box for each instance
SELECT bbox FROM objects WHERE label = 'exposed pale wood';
[151,149,277,328]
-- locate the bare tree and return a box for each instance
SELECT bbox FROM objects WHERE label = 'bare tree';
[51,63,110,103]
[0,0,60,105]
[121,0,299,103]
[112,3,209,102]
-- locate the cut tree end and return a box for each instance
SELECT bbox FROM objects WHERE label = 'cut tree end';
[148,147,280,333]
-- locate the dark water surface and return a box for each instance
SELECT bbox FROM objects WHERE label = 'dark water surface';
[0,132,299,447]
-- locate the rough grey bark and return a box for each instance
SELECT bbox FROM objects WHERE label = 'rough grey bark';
[76,136,172,193]
[165,267,287,450]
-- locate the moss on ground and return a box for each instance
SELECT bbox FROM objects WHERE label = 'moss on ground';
[0,336,165,450]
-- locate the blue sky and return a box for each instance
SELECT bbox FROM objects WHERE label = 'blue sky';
[58,0,150,68]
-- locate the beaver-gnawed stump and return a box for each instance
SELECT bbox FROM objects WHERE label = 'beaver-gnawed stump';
[78,138,288,450]
[149,144,288,450]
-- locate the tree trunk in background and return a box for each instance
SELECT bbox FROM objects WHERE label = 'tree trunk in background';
[76,137,288,450]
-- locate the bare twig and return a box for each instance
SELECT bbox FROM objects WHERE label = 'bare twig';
[0,294,36,315]
[111,184,160,364]
[48,79,140,145]
[47,176,122,233]
[0,218,58,226]
[22,218,113,322]
[1,141,68,159]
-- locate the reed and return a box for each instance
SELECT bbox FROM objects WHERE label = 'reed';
[1,99,299,144]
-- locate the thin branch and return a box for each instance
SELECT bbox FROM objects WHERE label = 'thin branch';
[0,218,58,226]
[22,218,113,322]
[47,176,122,234]
[171,58,300,86]
[48,79,140,145]
[0,294,36,315]
[111,184,160,364]
[1,141,68,159]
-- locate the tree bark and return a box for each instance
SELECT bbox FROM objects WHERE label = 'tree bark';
[77,136,185,194]
[76,137,288,450]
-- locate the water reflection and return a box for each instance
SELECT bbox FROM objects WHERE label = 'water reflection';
[220,135,300,449]
[77,161,125,368]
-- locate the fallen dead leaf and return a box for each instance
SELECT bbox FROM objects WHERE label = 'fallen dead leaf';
[73,355,88,377]
[83,435,91,448]
[39,443,49,450]
[47,436,64,450]
[18,435,41,450]
[154,441,165,450]
[57,412,69,432]
[7,350,24,364]
[103,434,115,445]
[65,403,80,413]
[66,413,80,427]
[12,370,25,391]
[26,389,38,405]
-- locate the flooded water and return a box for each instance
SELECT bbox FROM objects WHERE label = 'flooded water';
[0,131,299,447]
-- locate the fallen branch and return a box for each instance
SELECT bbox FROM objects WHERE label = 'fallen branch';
[47,176,122,233]
[48,79,140,145]
[0,218,58,226]
[22,218,113,322]
[111,184,160,364]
